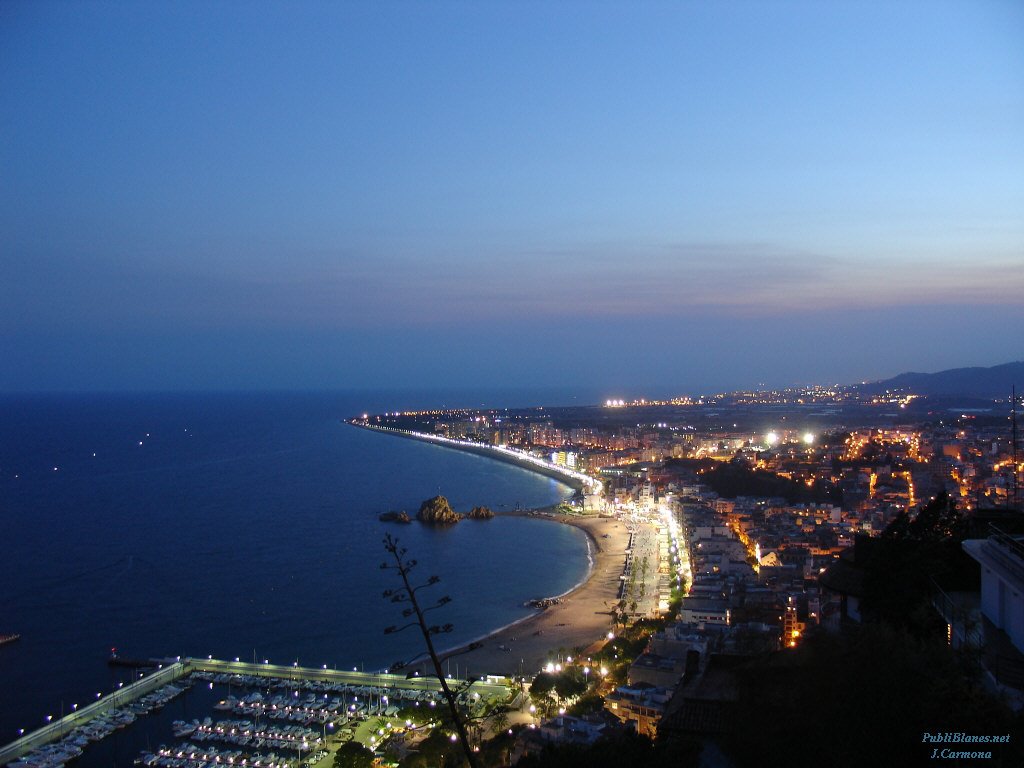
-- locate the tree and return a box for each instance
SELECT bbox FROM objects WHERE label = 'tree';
[515,729,700,768]
[567,692,604,716]
[724,625,1022,768]
[862,492,975,636]
[381,534,481,768]
[400,730,469,768]
[530,672,557,698]
[553,668,587,701]
[333,742,374,768]
[488,705,510,734]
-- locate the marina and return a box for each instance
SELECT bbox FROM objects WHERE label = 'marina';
[0,392,580,745]
[0,660,514,768]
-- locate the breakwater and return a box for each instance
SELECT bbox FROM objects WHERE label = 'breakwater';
[0,662,188,766]
[0,658,509,766]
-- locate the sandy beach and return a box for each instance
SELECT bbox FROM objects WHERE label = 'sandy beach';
[421,512,631,679]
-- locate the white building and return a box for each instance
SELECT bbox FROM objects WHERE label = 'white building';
[962,527,1024,655]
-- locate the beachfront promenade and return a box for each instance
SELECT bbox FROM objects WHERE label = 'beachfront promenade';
[349,419,603,496]
[350,417,673,678]
[0,658,506,765]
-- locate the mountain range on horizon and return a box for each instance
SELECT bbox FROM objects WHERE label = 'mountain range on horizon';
[851,361,1023,400]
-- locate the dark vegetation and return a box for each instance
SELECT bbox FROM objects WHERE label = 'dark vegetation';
[530,668,588,702]
[399,729,472,768]
[726,623,1022,768]
[516,730,700,768]
[697,458,842,505]
[860,491,978,635]
[332,742,374,768]
[723,492,1022,767]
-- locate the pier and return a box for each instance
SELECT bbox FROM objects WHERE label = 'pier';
[0,661,188,766]
[0,658,511,766]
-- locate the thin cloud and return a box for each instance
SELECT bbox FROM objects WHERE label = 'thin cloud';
[4,241,1021,334]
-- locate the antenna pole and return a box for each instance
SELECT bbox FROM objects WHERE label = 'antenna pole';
[1013,386,1019,511]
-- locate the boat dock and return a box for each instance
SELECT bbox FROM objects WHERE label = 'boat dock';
[0,658,510,767]
[0,661,188,767]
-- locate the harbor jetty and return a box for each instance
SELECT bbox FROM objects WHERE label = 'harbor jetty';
[0,659,511,768]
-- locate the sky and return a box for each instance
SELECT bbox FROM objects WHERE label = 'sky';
[2,0,1022,396]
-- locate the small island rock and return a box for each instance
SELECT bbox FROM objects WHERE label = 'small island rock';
[467,505,495,520]
[417,495,461,524]
[379,510,412,524]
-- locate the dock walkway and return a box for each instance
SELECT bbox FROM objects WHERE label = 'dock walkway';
[0,658,508,766]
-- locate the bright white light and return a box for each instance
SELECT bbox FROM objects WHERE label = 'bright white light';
[766,432,779,446]
[803,432,815,445]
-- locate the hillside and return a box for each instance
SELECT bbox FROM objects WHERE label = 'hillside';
[855,361,1023,399]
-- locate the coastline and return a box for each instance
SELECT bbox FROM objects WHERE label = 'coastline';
[349,419,601,494]
[356,417,626,678]
[420,511,629,678]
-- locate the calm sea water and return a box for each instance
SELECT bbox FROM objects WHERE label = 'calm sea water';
[0,390,594,742]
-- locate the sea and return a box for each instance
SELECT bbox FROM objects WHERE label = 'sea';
[0,389,599,744]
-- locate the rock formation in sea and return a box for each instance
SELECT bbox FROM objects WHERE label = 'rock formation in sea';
[466,505,495,519]
[379,510,412,524]
[417,495,461,524]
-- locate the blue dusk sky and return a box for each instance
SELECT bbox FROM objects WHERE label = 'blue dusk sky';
[2,0,1022,396]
